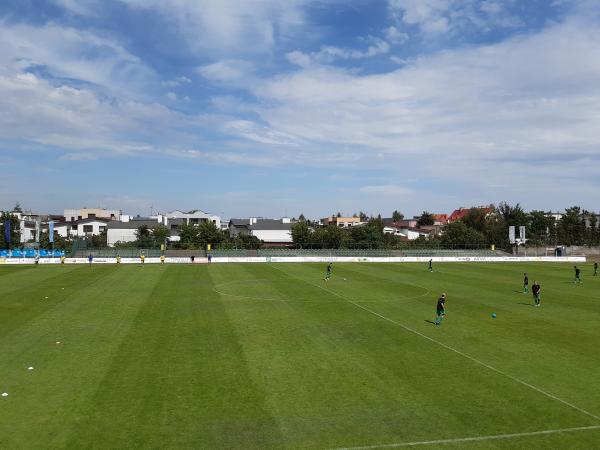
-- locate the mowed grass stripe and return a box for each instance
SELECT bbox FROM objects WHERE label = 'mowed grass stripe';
[0,265,161,449]
[65,265,283,449]
[1,264,599,449]
[285,263,600,420]
[0,265,121,339]
[211,264,593,448]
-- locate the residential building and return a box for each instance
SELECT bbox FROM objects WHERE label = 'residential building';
[431,214,449,225]
[64,208,121,222]
[155,210,221,228]
[228,217,295,244]
[448,207,493,223]
[54,218,111,239]
[321,216,361,228]
[106,217,184,246]
[383,218,418,229]
[383,224,435,240]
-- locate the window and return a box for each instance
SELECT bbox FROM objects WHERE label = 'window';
[99,226,106,232]
[72,225,78,231]
[83,225,93,233]
[190,218,199,224]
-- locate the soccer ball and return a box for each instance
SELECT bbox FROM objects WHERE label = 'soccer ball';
[491,313,497,318]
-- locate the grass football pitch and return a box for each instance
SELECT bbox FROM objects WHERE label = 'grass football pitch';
[1,262,599,449]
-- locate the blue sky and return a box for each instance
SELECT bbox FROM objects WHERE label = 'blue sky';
[1,0,599,219]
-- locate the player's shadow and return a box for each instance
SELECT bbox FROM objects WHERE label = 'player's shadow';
[424,320,437,325]
[517,302,534,307]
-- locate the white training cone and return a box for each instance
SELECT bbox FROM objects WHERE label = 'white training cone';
[28,367,34,371]
[2,392,8,397]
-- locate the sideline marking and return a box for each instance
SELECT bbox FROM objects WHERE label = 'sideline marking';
[270,265,600,423]
[331,425,600,449]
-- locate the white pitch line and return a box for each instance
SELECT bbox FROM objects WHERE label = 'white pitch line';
[270,265,600,423]
[331,425,600,450]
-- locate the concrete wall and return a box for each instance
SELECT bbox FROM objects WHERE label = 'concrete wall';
[1,256,586,265]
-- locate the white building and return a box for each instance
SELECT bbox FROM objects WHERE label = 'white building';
[54,218,110,239]
[228,217,295,244]
[106,218,183,246]
[154,210,221,229]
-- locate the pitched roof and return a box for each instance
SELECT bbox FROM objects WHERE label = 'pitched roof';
[249,219,294,231]
[107,220,163,229]
[229,218,250,227]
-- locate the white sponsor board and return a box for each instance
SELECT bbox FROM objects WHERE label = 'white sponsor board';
[1,256,586,265]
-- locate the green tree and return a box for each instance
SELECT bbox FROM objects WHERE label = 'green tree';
[558,207,585,245]
[392,210,404,222]
[177,222,199,249]
[440,221,487,249]
[309,227,328,248]
[298,213,306,222]
[462,208,488,232]
[417,211,435,226]
[38,231,69,250]
[527,211,551,246]
[323,225,349,248]
[152,224,170,246]
[588,213,599,245]
[291,221,312,248]
[135,225,153,248]
[0,212,21,248]
[359,211,368,221]
[89,230,108,248]
[350,218,385,248]
[13,202,23,213]
[197,221,224,247]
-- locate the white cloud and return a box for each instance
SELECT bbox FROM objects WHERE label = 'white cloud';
[196,59,255,82]
[222,120,298,145]
[0,70,191,158]
[388,0,522,36]
[384,26,409,44]
[286,39,391,67]
[0,22,155,96]
[117,0,310,56]
[162,76,192,88]
[251,17,600,190]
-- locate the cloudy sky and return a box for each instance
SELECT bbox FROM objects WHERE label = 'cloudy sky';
[1,0,599,218]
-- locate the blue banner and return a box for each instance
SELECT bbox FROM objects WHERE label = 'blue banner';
[49,221,54,243]
[4,219,10,245]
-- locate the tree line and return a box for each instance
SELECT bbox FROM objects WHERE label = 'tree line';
[290,203,600,250]
[2,203,599,250]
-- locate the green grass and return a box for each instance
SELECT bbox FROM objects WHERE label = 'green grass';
[1,262,599,449]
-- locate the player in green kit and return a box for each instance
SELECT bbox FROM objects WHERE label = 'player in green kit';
[532,281,541,307]
[428,259,433,272]
[523,273,529,293]
[324,262,333,281]
[574,266,582,284]
[434,293,446,326]
[594,262,598,277]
